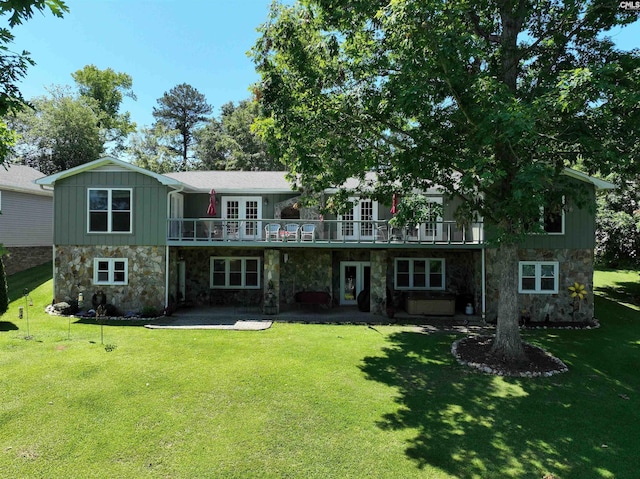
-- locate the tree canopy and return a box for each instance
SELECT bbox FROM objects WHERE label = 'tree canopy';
[195,99,280,170]
[152,83,212,171]
[72,64,136,152]
[253,0,640,361]
[10,87,104,174]
[0,0,68,165]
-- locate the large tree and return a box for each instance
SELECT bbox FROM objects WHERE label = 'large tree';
[72,64,136,152]
[0,0,68,165]
[253,1,640,362]
[128,123,181,174]
[152,83,212,171]
[195,99,280,170]
[10,87,103,174]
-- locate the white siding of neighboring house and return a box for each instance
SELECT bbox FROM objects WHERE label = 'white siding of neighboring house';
[0,189,53,246]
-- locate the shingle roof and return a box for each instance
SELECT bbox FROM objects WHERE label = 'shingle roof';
[0,164,51,196]
[164,171,296,193]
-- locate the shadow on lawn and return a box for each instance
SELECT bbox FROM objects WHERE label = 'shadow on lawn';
[360,308,640,478]
[0,321,19,331]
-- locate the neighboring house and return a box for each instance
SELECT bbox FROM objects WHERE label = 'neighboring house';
[0,164,53,275]
[35,156,613,322]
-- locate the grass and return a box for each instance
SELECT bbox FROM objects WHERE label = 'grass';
[0,265,639,478]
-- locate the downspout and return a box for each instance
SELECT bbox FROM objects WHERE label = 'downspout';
[165,186,184,309]
[39,184,56,300]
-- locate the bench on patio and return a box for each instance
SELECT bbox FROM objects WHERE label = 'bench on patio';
[294,291,332,308]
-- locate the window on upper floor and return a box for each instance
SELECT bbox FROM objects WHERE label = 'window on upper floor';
[394,258,445,290]
[94,258,128,285]
[518,261,559,294]
[542,203,564,234]
[88,188,132,233]
[210,257,261,289]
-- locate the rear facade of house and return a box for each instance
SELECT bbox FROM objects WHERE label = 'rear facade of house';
[37,157,607,323]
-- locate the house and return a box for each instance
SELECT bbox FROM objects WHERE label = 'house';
[0,164,53,275]
[35,156,613,322]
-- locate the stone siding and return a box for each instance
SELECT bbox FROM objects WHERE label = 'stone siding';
[174,247,264,306]
[54,245,166,313]
[485,248,594,323]
[281,249,332,305]
[386,250,482,313]
[2,246,52,275]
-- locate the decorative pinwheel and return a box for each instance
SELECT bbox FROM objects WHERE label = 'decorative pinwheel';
[568,282,587,301]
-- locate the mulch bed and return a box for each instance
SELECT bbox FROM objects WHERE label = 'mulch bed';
[452,335,568,377]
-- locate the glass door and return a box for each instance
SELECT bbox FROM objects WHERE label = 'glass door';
[340,261,371,305]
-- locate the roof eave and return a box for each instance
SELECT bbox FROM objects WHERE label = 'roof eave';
[34,156,185,188]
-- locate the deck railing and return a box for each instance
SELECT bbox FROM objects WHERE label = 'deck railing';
[167,218,484,245]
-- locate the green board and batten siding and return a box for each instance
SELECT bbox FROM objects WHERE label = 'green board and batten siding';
[519,184,597,250]
[54,171,169,246]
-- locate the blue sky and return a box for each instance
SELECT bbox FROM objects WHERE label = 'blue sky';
[11,1,640,129]
[14,0,276,128]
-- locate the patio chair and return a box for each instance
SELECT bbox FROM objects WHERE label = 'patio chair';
[264,223,281,241]
[376,225,389,242]
[284,223,300,241]
[300,223,316,241]
[225,221,242,240]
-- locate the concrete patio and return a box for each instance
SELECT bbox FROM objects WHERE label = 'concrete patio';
[153,304,491,333]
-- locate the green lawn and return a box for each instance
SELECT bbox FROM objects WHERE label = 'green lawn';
[1,265,638,478]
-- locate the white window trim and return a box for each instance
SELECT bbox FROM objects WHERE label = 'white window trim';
[394,258,446,290]
[210,256,261,289]
[87,188,133,234]
[518,261,559,294]
[93,258,129,285]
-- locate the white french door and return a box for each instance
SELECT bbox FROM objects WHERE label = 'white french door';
[222,197,262,240]
[340,261,371,306]
[338,199,378,241]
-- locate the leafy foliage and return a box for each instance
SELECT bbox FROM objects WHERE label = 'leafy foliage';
[9,87,103,174]
[0,0,68,166]
[252,0,640,361]
[194,99,280,170]
[152,83,212,171]
[72,64,136,153]
[596,175,640,268]
[127,123,180,174]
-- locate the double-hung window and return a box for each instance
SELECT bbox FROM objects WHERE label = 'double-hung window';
[94,258,128,285]
[88,188,132,233]
[394,258,445,290]
[210,257,261,289]
[518,261,559,294]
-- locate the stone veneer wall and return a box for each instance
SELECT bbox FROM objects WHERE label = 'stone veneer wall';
[485,248,594,323]
[386,250,482,313]
[370,250,388,315]
[174,247,264,305]
[280,249,332,305]
[2,246,52,275]
[54,245,166,313]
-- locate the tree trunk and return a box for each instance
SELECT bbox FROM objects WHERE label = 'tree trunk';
[491,242,527,362]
